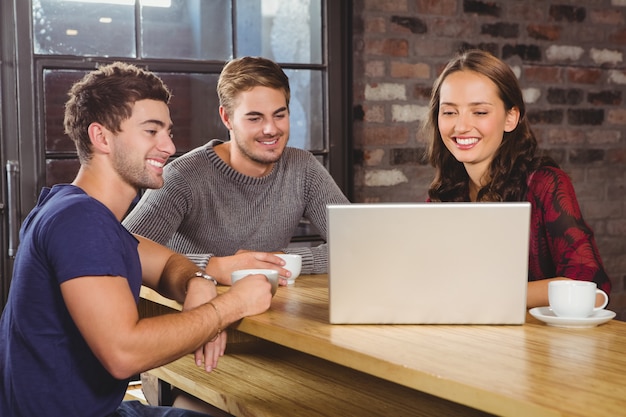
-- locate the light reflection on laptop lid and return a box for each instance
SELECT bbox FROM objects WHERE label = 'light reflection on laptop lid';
[327,202,530,324]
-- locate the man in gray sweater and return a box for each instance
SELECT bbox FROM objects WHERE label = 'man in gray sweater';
[123,56,349,285]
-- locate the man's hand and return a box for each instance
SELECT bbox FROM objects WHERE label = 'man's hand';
[207,250,290,286]
[194,331,227,372]
[183,278,224,372]
[192,273,273,371]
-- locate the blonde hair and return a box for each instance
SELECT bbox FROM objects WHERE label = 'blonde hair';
[217,56,290,115]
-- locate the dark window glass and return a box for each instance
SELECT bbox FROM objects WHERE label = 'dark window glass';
[45,159,80,187]
[43,69,227,156]
[44,68,324,155]
[43,70,85,153]
[158,73,227,152]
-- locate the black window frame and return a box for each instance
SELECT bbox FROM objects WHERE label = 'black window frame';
[32,0,353,198]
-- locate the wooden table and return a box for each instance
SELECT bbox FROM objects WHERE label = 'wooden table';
[141,274,626,417]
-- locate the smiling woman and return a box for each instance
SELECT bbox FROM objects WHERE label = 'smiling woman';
[437,70,520,191]
[424,49,612,311]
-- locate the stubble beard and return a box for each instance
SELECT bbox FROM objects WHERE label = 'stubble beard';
[112,150,164,191]
[233,135,285,165]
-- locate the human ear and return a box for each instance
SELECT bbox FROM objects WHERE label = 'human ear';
[219,106,232,130]
[87,122,112,154]
[504,107,521,132]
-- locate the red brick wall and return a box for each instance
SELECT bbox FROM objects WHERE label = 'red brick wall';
[351,0,626,319]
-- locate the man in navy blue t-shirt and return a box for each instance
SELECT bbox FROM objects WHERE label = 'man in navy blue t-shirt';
[0,62,273,417]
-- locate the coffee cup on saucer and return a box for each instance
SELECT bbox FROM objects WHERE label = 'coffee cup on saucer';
[548,281,609,318]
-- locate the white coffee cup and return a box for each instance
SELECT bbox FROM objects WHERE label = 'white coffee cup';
[276,254,302,284]
[548,281,609,318]
[231,269,278,296]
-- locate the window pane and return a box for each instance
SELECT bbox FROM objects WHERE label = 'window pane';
[157,73,228,152]
[236,0,322,64]
[46,159,80,187]
[141,0,232,60]
[43,68,227,155]
[285,69,324,151]
[43,69,86,153]
[33,0,135,57]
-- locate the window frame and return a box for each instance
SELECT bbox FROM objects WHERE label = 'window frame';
[32,0,353,197]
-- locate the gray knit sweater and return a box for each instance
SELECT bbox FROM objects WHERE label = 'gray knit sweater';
[123,139,349,274]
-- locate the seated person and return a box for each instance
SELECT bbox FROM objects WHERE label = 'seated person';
[0,62,272,417]
[423,49,611,308]
[124,56,350,285]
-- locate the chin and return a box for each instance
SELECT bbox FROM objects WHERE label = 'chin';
[257,149,283,164]
[136,179,164,190]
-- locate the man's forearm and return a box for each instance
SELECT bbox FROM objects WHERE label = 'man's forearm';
[158,253,206,302]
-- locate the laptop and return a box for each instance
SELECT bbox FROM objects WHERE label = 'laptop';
[327,202,531,325]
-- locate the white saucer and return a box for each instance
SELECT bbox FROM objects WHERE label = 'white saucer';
[529,307,616,328]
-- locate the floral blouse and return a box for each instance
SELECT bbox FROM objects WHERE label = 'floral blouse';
[526,166,611,294]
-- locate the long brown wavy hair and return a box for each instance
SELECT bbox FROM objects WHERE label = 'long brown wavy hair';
[425,49,557,202]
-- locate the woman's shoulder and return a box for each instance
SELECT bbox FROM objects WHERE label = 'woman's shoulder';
[527,165,578,201]
[529,165,572,186]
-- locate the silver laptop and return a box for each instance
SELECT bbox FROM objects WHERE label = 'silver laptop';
[327,202,531,324]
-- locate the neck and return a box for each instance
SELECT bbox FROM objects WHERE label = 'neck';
[72,165,136,221]
[468,182,479,202]
[215,141,275,178]
[464,163,489,202]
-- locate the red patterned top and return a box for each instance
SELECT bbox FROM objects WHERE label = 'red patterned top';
[527,166,611,294]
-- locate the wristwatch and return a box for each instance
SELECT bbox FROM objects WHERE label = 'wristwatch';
[193,271,218,286]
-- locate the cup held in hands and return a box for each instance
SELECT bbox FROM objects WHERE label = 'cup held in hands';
[548,280,609,318]
[231,269,279,296]
[276,254,302,284]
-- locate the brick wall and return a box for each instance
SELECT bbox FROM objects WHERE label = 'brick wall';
[351,0,626,320]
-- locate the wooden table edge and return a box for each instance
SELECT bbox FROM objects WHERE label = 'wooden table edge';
[139,285,563,417]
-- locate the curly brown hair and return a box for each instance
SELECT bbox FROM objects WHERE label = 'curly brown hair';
[424,49,557,202]
[64,62,171,163]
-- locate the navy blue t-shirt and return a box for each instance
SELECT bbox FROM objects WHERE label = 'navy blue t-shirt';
[0,184,141,417]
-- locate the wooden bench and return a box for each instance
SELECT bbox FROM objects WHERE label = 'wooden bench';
[139,288,492,417]
[150,341,492,417]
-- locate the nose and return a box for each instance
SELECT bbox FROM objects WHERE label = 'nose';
[454,111,471,133]
[262,118,279,136]
[160,131,176,156]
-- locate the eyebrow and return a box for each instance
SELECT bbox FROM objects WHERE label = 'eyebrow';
[141,119,174,130]
[244,106,288,117]
[440,101,495,107]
